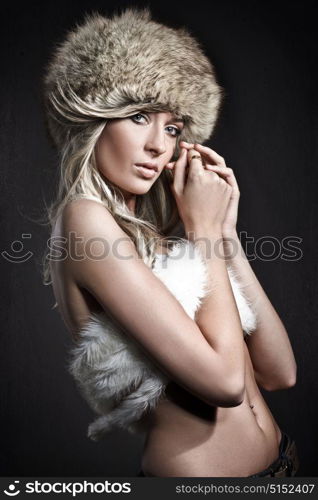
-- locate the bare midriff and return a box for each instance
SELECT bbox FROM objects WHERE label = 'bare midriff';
[141,341,282,477]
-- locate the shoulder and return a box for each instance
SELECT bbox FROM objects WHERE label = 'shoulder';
[62,198,114,228]
[60,198,127,240]
[58,198,138,271]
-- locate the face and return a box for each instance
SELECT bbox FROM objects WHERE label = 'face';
[95,111,184,202]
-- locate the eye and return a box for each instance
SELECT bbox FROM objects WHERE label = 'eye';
[131,113,148,124]
[166,126,182,138]
[130,113,182,138]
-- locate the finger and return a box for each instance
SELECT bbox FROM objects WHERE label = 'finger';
[179,140,195,149]
[180,145,207,166]
[172,147,188,194]
[205,165,230,175]
[180,142,212,167]
[187,149,204,176]
[205,165,239,191]
[194,144,226,166]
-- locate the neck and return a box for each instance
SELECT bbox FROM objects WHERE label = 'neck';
[124,194,136,214]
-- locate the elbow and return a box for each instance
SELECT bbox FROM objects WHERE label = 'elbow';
[225,386,245,407]
[288,362,298,388]
[263,368,297,392]
[221,395,244,408]
[283,369,297,389]
[216,379,245,408]
[266,376,297,392]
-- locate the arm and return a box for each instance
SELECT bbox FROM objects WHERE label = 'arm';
[180,140,297,392]
[223,230,297,391]
[188,226,246,397]
[62,199,245,407]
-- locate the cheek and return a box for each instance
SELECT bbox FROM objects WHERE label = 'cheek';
[95,141,110,173]
[96,134,127,173]
[104,125,139,162]
[167,139,178,161]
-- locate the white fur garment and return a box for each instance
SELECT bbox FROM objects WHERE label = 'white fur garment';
[68,240,257,440]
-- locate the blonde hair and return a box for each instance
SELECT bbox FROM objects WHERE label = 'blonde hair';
[42,81,184,287]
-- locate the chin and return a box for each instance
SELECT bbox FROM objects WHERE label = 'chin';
[102,174,156,197]
[122,179,157,196]
[130,184,154,195]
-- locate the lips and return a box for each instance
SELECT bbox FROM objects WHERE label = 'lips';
[135,162,158,172]
[135,165,157,179]
[134,162,158,179]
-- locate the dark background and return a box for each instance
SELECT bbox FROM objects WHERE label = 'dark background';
[0,0,317,476]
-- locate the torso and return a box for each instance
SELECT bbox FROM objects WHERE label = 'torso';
[50,213,282,477]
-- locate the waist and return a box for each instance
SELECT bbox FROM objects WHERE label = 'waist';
[139,431,299,477]
[141,390,282,477]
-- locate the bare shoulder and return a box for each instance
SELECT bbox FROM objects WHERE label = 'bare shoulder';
[59,198,137,259]
[61,198,125,238]
[59,198,138,278]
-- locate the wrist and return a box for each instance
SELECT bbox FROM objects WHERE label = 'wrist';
[185,224,223,241]
[222,228,239,240]
[222,231,241,261]
[185,226,225,261]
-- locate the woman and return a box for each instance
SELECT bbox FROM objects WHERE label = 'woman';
[42,8,299,477]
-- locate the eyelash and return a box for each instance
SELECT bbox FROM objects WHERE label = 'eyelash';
[130,113,182,137]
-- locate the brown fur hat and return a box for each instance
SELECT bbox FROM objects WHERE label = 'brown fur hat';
[42,7,223,150]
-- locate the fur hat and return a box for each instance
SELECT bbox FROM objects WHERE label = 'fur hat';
[42,7,223,151]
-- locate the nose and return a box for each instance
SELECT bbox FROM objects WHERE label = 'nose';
[145,126,167,156]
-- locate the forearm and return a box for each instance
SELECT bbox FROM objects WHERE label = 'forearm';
[222,230,297,389]
[187,226,245,381]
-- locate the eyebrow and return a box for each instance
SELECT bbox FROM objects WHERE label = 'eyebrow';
[146,111,185,125]
[171,116,185,124]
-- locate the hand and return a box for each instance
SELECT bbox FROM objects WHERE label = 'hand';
[166,141,240,236]
[165,144,232,236]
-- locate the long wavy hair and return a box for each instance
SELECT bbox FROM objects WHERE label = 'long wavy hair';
[42,82,185,290]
